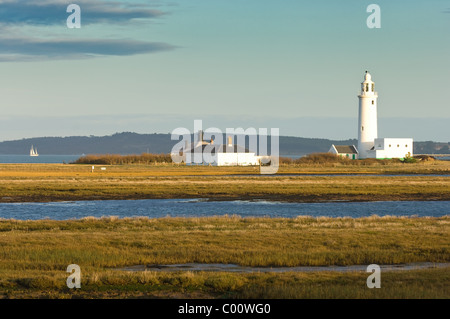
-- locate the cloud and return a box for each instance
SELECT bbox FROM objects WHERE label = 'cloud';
[0,37,177,61]
[0,0,166,25]
[0,1,177,61]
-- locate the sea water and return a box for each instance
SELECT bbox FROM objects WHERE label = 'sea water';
[0,199,448,220]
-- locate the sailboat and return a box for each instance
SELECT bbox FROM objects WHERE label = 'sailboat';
[30,145,39,157]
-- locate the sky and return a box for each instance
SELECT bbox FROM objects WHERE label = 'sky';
[0,0,449,142]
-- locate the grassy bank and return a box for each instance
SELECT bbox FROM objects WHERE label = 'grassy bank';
[0,162,449,202]
[72,152,438,166]
[0,216,449,298]
[73,153,172,165]
[3,268,449,299]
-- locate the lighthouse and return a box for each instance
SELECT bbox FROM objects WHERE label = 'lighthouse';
[330,70,413,160]
[357,71,378,159]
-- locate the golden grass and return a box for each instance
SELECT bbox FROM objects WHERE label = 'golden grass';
[73,153,172,165]
[0,162,448,298]
[0,216,448,299]
[3,268,449,299]
[2,216,448,268]
[0,162,449,202]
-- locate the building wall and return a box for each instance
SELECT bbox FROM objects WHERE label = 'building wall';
[338,153,358,160]
[328,146,358,159]
[358,94,378,159]
[184,153,217,165]
[373,138,413,159]
[217,153,259,166]
[328,146,337,155]
[184,150,259,166]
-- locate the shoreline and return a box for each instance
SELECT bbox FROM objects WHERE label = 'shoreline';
[2,193,450,203]
[119,262,450,273]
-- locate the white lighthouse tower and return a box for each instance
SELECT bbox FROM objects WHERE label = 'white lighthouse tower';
[330,70,413,160]
[357,71,378,159]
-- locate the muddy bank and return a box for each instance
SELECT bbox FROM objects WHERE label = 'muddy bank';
[2,192,450,203]
[117,262,450,273]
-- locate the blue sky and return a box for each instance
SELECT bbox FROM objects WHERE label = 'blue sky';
[0,0,449,141]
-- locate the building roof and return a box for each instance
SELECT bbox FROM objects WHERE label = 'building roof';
[333,145,358,154]
[363,71,372,83]
[186,144,253,154]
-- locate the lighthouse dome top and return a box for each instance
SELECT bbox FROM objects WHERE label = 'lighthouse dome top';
[363,71,372,82]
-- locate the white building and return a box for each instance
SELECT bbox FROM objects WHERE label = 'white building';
[184,132,260,166]
[372,137,413,159]
[328,145,359,160]
[330,71,413,160]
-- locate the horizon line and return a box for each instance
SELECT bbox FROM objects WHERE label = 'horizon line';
[0,132,448,144]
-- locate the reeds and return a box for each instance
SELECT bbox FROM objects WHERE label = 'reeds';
[0,216,448,299]
[73,153,172,165]
[72,152,407,166]
[291,153,402,166]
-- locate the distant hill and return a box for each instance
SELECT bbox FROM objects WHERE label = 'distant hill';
[0,132,447,155]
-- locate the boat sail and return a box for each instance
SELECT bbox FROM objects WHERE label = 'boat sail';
[30,145,39,157]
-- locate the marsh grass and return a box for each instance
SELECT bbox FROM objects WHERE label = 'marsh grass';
[0,162,449,202]
[73,153,172,165]
[289,153,403,165]
[1,266,449,299]
[234,268,450,299]
[0,162,448,298]
[0,216,448,298]
[72,152,436,168]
